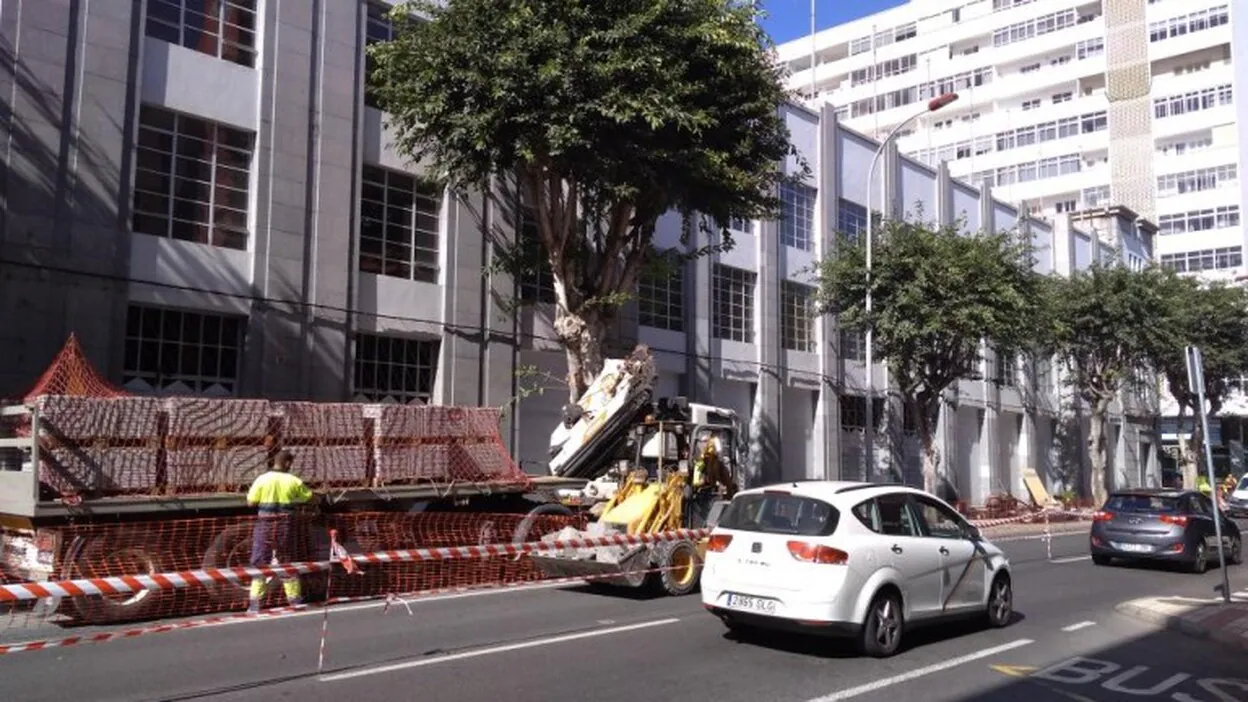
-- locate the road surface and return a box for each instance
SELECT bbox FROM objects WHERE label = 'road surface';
[2,531,1246,702]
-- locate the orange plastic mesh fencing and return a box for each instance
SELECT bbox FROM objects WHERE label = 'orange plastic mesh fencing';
[14,395,530,500]
[19,334,128,402]
[0,511,588,633]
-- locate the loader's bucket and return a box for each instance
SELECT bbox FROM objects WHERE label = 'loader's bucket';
[530,544,652,589]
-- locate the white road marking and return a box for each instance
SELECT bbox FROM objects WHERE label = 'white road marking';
[1049,555,1091,564]
[319,617,681,682]
[804,639,1036,701]
[1061,620,1096,632]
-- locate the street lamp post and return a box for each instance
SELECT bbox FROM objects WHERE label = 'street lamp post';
[863,92,960,482]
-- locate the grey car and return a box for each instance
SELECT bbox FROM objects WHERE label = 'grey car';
[1090,489,1242,573]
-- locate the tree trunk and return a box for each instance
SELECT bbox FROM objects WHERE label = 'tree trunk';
[914,397,941,495]
[553,306,609,402]
[1087,396,1113,508]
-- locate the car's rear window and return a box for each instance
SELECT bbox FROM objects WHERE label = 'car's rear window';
[1238,477,1248,491]
[1105,494,1180,513]
[717,493,840,536]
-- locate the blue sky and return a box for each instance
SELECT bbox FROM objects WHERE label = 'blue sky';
[758,0,907,45]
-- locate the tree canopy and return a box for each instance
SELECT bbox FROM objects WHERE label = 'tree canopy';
[370,0,798,398]
[1045,264,1176,505]
[813,216,1045,495]
[1151,274,1248,486]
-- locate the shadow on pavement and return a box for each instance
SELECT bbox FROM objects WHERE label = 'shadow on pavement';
[721,612,1028,660]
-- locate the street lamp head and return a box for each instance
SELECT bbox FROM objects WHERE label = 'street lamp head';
[927,92,959,112]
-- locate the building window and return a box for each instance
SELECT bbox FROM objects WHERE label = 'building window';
[993,9,1077,47]
[840,396,884,431]
[1052,92,1072,104]
[1076,38,1104,59]
[1160,246,1243,273]
[1148,6,1229,42]
[365,2,395,110]
[353,333,439,404]
[359,165,441,283]
[780,281,815,352]
[712,264,755,343]
[638,263,684,332]
[517,209,556,304]
[145,0,257,68]
[1156,165,1237,197]
[780,184,815,251]
[838,199,873,244]
[122,305,244,396]
[132,106,253,250]
[1157,206,1240,235]
[840,328,865,361]
[995,350,1017,387]
[1153,84,1233,119]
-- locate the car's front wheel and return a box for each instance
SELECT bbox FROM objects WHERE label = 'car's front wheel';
[858,590,904,658]
[1226,534,1242,566]
[985,573,1013,628]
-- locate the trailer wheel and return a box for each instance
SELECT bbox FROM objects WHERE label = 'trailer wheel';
[201,524,255,604]
[65,534,168,624]
[511,503,575,546]
[654,540,701,597]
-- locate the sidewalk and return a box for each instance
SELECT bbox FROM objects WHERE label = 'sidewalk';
[1116,585,1248,653]
[979,519,1088,540]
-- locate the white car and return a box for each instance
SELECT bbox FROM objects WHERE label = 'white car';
[701,481,1014,657]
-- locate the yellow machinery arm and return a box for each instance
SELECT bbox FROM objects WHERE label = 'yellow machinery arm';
[598,470,685,536]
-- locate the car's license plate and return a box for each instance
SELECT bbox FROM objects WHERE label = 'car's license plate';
[1115,542,1152,553]
[725,593,777,615]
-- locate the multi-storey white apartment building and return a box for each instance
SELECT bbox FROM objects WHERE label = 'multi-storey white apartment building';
[0,0,1160,500]
[777,0,1243,280]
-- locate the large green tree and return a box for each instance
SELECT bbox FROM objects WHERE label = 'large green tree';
[1151,275,1248,489]
[813,217,1044,495]
[370,0,796,399]
[1046,264,1176,506]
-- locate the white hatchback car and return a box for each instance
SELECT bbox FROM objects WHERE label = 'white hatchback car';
[701,481,1014,657]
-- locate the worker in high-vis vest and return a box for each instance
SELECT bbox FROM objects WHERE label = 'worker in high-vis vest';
[245,449,315,614]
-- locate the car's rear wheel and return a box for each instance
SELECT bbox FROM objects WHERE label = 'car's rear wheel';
[985,573,1012,628]
[1091,554,1112,566]
[1189,542,1209,573]
[858,590,903,658]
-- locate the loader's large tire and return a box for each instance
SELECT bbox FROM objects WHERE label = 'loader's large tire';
[511,503,575,547]
[654,540,701,597]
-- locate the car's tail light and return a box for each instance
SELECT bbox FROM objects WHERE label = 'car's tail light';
[1093,511,1114,522]
[1160,514,1189,527]
[707,534,733,552]
[786,540,849,565]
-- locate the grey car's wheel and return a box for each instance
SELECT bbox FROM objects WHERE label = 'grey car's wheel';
[1227,534,1242,565]
[1190,541,1209,573]
[858,590,904,658]
[986,574,1013,628]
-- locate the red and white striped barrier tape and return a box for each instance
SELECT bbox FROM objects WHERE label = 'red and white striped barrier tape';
[0,527,710,604]
[0,606,304,655]
[968,507,1094,529]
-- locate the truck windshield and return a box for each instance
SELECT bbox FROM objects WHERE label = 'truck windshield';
[717,493,840,536]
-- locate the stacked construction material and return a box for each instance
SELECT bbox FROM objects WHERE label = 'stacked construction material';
[374,405,525,485]
[35,395,163,495]
[273,402,370,489]
[164,398,272,494]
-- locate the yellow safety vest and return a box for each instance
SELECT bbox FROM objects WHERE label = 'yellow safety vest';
[247,471,314,514]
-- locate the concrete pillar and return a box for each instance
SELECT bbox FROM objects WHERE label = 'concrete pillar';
[753,215,783,486]
[815,105,844,480]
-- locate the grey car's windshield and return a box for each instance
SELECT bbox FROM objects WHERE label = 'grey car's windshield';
[1105,494,1180,513]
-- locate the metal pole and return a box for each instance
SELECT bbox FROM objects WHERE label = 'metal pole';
[862,98,956,482]
[810,0,817,100]
[1188,346,1232,603]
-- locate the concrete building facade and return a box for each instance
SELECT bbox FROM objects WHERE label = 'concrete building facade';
[0,0,1159,502]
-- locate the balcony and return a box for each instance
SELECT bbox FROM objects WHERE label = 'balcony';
[1148,23,1233,63]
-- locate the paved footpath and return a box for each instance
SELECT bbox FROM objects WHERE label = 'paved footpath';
[1118,581,1248,653]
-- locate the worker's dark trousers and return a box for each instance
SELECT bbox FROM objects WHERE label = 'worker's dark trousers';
[249,514,302,602]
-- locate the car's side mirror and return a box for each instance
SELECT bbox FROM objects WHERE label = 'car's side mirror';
[965,524,982,542]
